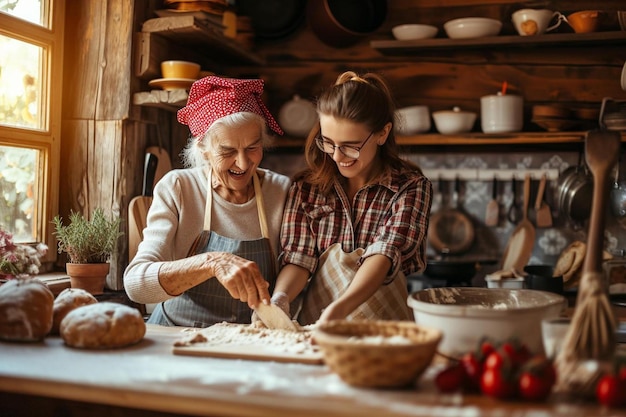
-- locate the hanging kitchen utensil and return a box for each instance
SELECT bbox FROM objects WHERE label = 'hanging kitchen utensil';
[501,173,536,272]
[556,151,593,227]
[428,176,475,255]
[146,126,173,188]
[485,175,499,227]
[610,151,626,226]
[534,172,553,228]
[506,176,522,224]
[556,127,620,394]
[237,0,307,39]
[307,0,388,48]
[128,153,158,262]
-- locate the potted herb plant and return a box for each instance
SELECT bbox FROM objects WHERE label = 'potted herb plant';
[52,208,122,295]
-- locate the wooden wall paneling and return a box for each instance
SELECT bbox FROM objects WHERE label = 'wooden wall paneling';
[63,0,133,120]
[59,119,125,289]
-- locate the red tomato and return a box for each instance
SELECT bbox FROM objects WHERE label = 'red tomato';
[518,369,554,401]
[461,352,483,391]
[480,340,496,360]
[484,349,512,372]
[481,368,517,399]
[435,363,466,393]
[501,340,531,368]
[596,374,626,408]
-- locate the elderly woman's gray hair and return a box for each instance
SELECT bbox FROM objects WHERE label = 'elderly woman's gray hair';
[181,112,275,169]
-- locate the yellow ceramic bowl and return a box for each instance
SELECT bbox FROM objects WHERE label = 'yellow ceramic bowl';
[161,60,201,79]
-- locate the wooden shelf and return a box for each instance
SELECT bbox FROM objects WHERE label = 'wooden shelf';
[132,90,188,112]
[271,132,626,148]
[141,15,264,66]
[371,31,626,55]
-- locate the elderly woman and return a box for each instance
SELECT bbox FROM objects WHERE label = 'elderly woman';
[124,76,291,328]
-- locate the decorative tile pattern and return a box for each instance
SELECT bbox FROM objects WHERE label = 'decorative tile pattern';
[263,148,626,269]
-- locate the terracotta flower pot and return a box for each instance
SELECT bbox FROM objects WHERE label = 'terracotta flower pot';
[66,263,109,295]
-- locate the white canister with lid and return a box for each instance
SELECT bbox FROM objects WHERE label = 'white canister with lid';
[480,92,524,133]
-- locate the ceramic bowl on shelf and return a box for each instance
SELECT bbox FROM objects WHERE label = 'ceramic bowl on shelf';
[391,24,438,40]
[531,117,579,132]
[407,287,566,358]
[432,107,477,134]
[394,105,431,135]
[160,60,201,79]
[443,17,502,39]
[565,10,600,34]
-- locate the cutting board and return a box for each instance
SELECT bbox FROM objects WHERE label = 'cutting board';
[173,344,323,365]
[172,323,323,365]
[128,153,158,262]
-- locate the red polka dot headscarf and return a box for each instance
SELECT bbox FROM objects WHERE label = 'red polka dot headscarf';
[177,76,283,139]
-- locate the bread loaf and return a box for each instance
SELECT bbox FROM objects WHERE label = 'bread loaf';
[51,288,98,335]
[60,302,145,349]
[0,278,54,342]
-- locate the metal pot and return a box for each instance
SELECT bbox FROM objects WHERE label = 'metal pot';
[424,257,497,283]
[556,161,593,225]
[423,259,478,282]
[307,0,387,48]
[599,97,626,131]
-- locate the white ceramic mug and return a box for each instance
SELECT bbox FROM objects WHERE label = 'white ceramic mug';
[512,9,565,36]
[481,93,524,133]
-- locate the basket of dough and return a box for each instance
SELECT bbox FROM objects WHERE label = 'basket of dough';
[313,320,442,388]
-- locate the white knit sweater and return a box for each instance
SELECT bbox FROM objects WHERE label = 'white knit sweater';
[124,167,291,304]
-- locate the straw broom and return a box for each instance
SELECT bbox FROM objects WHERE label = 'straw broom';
[555,129,620,394]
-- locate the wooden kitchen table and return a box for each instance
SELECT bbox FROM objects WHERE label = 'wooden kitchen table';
[0,324,624,417]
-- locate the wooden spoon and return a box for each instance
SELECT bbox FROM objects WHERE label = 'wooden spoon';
[501,173,536,271]
[485,176,499,227]
[534,173,553,228]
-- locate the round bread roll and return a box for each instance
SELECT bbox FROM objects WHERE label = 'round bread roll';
[51,288,98,335]
[0,278,54,342]
[60,302,146,349]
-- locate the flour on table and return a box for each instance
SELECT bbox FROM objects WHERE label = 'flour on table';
[173,322,319,355]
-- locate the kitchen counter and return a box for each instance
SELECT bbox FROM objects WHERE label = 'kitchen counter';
[1,324,624,417]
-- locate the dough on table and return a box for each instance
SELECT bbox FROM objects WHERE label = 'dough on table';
[0,278,54,342]
[60,301,146,349]
[51,287,98,335]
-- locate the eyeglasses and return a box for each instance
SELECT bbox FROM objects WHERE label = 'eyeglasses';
[315,131,374,159]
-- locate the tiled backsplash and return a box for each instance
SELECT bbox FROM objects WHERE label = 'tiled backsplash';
[263,148,626,270]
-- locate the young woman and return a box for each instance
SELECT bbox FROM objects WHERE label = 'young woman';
[269,71,432,324]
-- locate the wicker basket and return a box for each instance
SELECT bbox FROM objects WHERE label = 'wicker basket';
[313,320,442,388]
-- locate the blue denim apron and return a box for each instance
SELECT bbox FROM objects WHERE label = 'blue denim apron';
[148,171,276,327]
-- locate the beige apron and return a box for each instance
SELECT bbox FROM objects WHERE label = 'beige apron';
[298,243,412,325]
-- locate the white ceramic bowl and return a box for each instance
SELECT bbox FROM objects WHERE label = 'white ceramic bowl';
[407,288,566,358]
[432,107,477,134]
[444,17,502,39]
[394,105,431,135]
[392,24,438,40]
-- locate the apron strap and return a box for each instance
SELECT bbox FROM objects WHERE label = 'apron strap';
[204,170,269,239]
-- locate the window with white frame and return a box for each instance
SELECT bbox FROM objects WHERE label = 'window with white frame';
[0,0,64,266]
